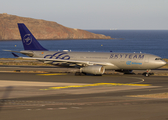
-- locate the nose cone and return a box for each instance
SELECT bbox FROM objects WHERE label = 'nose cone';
[151,60,167,69]
[159,60,167,67]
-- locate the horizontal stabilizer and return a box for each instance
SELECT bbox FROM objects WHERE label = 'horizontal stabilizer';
[12,52,19,57]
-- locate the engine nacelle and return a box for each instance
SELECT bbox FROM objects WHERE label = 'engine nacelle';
[80,65,105,75]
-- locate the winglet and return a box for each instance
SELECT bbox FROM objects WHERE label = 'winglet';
[17,23,48,51]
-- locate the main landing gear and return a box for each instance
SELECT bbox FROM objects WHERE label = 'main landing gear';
[75,72,86,76]
[75,72,102,76]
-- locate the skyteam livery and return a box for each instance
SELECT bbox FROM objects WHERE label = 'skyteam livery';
[5,23,166,76]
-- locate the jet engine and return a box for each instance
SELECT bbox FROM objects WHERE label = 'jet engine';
[80,65,105,75]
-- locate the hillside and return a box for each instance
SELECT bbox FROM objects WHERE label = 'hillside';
[0,13,111,40]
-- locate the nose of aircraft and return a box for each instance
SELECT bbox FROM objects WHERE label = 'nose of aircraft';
[160,60,167,66]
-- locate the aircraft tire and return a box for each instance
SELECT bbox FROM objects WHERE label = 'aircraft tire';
[145,73,150,77]
[75,72,86,76]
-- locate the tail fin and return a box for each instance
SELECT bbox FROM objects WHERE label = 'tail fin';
[17,23,48,51]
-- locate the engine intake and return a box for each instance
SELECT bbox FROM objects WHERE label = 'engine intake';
[80,65,105,75]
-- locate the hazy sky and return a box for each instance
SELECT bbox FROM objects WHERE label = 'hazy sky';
[1,0,168,29]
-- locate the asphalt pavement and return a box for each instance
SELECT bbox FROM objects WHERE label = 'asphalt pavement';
[0,72,168,120]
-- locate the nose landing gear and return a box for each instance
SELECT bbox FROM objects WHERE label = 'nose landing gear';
[143,69,152,77]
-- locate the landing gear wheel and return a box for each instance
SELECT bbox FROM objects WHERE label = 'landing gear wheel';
[75,72,80,76]
[143,69,151,77]
[145,73,150,77]
[75,72,86,76]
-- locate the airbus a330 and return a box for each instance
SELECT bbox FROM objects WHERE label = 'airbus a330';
[5,23,166,76]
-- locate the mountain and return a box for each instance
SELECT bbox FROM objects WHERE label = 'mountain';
[0,13,111,40]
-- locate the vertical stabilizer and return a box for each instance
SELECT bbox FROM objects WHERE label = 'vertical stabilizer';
[18,23,48,51]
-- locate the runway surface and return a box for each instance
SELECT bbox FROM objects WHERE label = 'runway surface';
[1,65,168,75]
[0,72,168,120]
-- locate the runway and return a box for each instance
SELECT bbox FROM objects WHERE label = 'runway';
[0,72,168,120]
[1,65,168,75]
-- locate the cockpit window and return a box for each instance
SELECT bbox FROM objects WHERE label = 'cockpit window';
[155,58,162,60]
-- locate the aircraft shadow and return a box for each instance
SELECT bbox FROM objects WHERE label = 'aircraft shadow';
[0,86,13,111]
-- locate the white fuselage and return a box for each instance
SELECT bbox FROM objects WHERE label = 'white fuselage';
[24,50,166,70]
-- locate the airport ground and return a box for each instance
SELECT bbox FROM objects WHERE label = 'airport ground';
[0,66,168,120]
[0,58,168,120]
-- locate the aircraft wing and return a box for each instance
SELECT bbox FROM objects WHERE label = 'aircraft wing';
[4,50,114,66]
[22,57,114,66]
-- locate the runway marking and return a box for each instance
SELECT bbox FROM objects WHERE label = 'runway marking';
[71,107,82,109]
[37,73,67,76]
[47,108,55,110]
[58,107,68,110]
[40,83,151,90]
[127,77,145,84]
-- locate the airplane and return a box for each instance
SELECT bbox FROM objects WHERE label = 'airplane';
[5,23,167,76]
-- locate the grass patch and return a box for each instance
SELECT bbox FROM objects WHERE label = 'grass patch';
[0,58,52,66]
[128,93,168,98]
